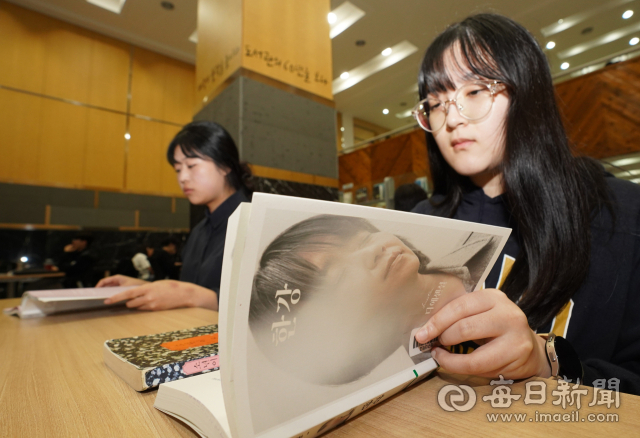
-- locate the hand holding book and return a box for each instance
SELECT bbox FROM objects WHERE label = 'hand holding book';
[415,288,552,380]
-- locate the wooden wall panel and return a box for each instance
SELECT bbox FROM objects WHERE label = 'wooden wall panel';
[242,0,332,100]
[126,118,183,195]
[0,88,43,183]
[555,56,640,159]
[87,35,130,112]
[83,110,127,189]
[160,124,184,196]
[338,129,430,199]
[126,117,166,193]
[339,148,371,187]
[0,3,194,197]
[196,0,243,104]
[0,2,49,94]
[42,25,93,105]
[131,48,195,124]
[37,100,88,186]
[370,133,414,182]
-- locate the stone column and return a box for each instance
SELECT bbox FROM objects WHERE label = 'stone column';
[194,0,338,202]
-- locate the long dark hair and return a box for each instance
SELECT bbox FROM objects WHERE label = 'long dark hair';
[418,14,612,329]
[167,121,252,196]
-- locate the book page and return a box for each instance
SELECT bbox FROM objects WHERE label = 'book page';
[28,286,135,302]
[230,194,510,438]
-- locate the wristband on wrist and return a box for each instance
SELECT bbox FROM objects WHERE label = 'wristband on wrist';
[538,333,584,382]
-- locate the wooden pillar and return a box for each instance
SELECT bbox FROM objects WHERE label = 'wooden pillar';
[194,0,338,201]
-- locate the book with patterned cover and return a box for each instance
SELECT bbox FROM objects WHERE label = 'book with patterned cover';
[103,325,219,391]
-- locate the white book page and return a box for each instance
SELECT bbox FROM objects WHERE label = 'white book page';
[155,371,230,438]
[27,286,135,302]
[218,203,252,438]
[229,193,510,438]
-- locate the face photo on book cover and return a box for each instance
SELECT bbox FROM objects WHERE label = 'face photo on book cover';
[246,210,502,433]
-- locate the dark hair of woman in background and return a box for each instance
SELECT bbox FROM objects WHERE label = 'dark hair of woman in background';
[98,121,251,312]
[411,13,640,394]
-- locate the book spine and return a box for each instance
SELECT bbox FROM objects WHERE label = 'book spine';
[144,354,220,389]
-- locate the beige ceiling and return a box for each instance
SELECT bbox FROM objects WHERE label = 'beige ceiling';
[6,0,640,132]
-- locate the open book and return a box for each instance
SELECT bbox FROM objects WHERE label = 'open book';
[155,193,510,437]
[3,286,135,318]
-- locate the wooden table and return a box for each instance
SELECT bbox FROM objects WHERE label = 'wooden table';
[0,272,65,298]
[1,298,638,437]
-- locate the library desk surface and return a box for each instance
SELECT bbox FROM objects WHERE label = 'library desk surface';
[1,297,639,438]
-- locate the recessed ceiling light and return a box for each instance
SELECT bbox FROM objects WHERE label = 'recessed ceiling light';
[560,62,570,70]
[86,0,126,14]
[355,40,366,46]
[546,41,556,49]
[327,12,337,24]
[124,133,131,140]
[333,40,418,94]
[329,2,365,39]
[381,48,392,56]
[558,19,563,24]
[161,1,174,10]
[382,109,389,115]
[340,127,345,131]
[20,256,28,263]
[631,37,640,45]
[340,72,350,79]
[623,10,634,19]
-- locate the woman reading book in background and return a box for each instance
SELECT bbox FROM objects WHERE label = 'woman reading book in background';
[249,214,500,385]
[97,121,252,311]
[410,14,640,394]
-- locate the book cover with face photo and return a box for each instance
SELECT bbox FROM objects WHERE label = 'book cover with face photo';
[226,194,510,438]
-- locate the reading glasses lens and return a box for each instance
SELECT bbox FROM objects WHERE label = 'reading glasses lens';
[414,83,495,132]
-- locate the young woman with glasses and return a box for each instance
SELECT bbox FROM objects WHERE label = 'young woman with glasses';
[411,14,640,394]
[97,121,251,311]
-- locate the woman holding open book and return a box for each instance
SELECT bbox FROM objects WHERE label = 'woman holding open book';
[411,14,640,394]
[97,121,251,312]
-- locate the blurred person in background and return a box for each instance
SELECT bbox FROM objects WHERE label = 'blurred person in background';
[97,121,252,311]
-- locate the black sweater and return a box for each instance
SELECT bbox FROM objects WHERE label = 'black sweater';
[413,176,640,395]
[180,191,249,299]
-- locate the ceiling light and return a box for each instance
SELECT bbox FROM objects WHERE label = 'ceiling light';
[20,256,28,263]
[558,19,563,24]
[382,109,389,115]
[328,12,337,24]
[558,21,640,59]
[381,48,392,56]
[329,2,365,39]
[340,72,350,79]
[124,133,131,140]
[560,62,570,70]
[333,40,419,94]
[631,37,640,45]
[546,41,556,49]
[623,10,634,19]
[395,109,413,119]
[86,0,126,14]
[340,127,345,131]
